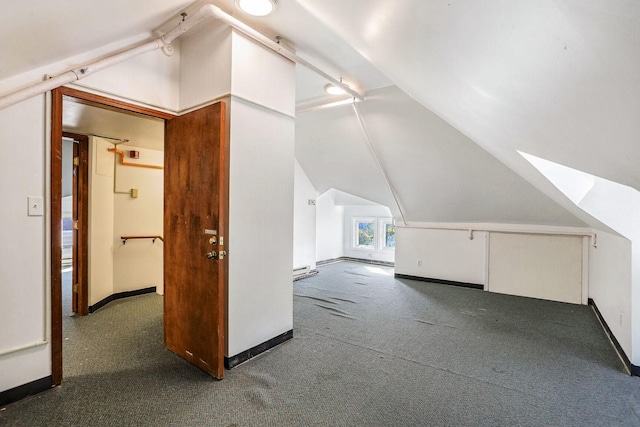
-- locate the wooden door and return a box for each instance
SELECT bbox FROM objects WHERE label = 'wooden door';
[164,102,228,379]
[64,132,89,316]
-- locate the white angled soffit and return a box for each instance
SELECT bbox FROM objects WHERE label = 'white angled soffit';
[519,151,595,205]
[520,151,640,239]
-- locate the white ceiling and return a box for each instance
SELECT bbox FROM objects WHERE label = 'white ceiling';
[3,0,637,228]
[63,100,164,150]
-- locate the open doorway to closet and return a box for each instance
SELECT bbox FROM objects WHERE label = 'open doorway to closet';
[51,87,171,383]
[50,87,229,385]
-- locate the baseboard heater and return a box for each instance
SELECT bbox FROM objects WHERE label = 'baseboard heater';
[293,265,310,279]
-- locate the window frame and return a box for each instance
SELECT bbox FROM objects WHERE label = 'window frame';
[379,219,396,252]
[352,217,377,251]
[351,217,395,252]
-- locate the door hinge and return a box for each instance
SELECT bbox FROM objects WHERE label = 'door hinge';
[73,283,78,293]
[73,156,79,166]
[73,220,78,230]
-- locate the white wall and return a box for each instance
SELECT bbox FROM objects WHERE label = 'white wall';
[487,233,583,304]
[179,24,232,111]
[589,231,632,358]
[0,96,50,393]
[342,205,395,263]
[227,100,295,356]
[88,138,115,305]
[316,190,344,261]
[396,225,588,306]
[395,227,487,285]
[315,189,397,263]
[522,145,640,364]
[571,177,640,365]
[112,146,164,295]
[77,46,180,112]
[578,178,640,365]
[230,32,295,116]
[62,138,74,197]
[225,31,296,357]
[0,37,177,394]
[293,159,317,270]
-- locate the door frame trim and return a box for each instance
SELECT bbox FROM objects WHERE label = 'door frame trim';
[50,86,175,385]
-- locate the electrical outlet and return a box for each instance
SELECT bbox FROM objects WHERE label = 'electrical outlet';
[417,259,422,267]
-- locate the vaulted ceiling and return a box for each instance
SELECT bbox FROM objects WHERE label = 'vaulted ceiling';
[3,0,637,229]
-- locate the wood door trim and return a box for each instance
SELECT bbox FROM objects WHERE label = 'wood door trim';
[51,88,63,385]
[59,87,176,120]
[51,87,176,385]
[218,102,230,377]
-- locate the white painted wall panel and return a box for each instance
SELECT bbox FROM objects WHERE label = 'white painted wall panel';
[395,227,486,285]
[0,96,51,392]
[293,160,317,270]
[179,24,232,111]
[77,46,180,111]
[488,233,582,304]
[231,32,296,117]
[227,99,295,357]
[588,231,632,359]
[316,190,344,262]
[112,146,164,294]
[88,138,115,305]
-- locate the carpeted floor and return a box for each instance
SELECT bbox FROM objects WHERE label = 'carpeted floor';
[2,261,640,426]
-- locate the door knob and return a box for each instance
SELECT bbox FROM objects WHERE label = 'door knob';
[206,251,217,259]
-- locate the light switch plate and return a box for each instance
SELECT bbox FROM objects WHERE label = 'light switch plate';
[28,196,44,216]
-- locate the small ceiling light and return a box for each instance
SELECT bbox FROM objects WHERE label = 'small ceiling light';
[325,83,348,96]
[235,0,278,16]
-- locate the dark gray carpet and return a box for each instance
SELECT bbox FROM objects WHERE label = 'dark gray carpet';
[2,261,640,426]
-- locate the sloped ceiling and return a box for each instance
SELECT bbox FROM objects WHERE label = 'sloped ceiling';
[297,86,584,225]
[294,0,640,192]
[2,0,635,228]
[0,0,193,83]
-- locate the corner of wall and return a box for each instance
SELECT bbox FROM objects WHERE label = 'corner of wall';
[588,230,632,361]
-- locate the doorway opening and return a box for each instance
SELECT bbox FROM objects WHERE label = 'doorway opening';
[61,132,89,317]
[51,87,228,384]
[51,87,173,384]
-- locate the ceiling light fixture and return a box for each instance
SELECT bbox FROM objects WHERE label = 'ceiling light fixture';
[235,0,278,16]
[324,84,346,95]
